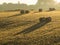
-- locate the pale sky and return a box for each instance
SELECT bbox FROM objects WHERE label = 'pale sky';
[54,0,60,3]
[0,0,38,5]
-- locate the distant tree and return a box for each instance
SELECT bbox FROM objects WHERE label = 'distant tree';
[3,2,7,5]
[8,3,13,5]
[18,1,20,4]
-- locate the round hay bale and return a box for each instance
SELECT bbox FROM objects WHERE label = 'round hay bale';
[46,17,51,22]
[39,17,51,22]
[20,10,25,14]
[49,8,56,11]
[39,17,46,22]
[39,9,42,12]
[25,10,29,14]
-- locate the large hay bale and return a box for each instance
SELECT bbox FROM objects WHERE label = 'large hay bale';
[46,17,51,22]
[25,10,29,14]
[20,10,29,14]
[20,10,25,14]
[39,17,51,22]
[39,17,46,22]
[49,8,56,11]
[39,9,42,12]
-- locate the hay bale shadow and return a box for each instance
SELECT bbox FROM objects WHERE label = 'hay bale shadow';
[15,17,51,35]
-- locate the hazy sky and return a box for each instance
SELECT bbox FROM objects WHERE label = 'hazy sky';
[0,0,60,5]
[0,0,38,5]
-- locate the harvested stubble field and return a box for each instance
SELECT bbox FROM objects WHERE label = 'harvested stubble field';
[0,11,60,45]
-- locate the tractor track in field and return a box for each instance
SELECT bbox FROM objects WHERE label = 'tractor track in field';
[0,20,33,29]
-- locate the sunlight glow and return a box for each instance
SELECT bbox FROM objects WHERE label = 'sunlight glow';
[54,0,60,3]
[20,0,38,5]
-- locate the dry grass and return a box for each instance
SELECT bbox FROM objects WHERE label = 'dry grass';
[0,11,60,45]
[0,11,20,17]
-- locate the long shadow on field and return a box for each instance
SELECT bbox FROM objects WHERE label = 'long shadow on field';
[0,20,31,29]
[6,14,21,18]
[15,20,51,35]
[0,13,23,19]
